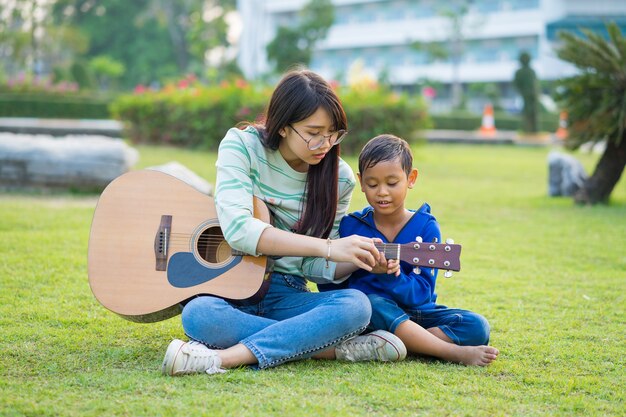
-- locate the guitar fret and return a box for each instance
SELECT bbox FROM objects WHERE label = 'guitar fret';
[375,243,400,260]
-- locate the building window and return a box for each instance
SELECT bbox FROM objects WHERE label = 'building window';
[507,0,540,11]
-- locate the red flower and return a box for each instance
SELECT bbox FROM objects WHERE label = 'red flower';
[134,84,147,94]
[422,86,436,99]
[237,107,251,118]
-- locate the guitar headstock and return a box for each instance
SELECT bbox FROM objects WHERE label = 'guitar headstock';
[398,237,461,274]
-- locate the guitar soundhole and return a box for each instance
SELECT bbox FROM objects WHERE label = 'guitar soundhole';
[196,226,232,264]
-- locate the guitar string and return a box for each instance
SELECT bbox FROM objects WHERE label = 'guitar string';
[162,230,454,267]
[164,233,445,257]
[167,231,444,249]
[166,236,442,255]
[165,242,404,254]
[161,242,452,267]
[166,235,407,247]
[165,235,405,249]
[168,232,410,245]
[166,235,414,252]
[166,235,407,250]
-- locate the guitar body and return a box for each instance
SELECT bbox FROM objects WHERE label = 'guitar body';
[88,170,270,323]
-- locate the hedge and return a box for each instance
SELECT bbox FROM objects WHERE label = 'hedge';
[111,81,431,154]
[339,87,431,154]
[110,82,268,148]
[431,111,559,132]
[0,93,112,119]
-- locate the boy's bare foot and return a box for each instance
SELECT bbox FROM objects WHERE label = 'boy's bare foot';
[395,321,499,366]
[452,345,499,366]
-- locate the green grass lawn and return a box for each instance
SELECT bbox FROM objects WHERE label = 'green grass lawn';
[1,143,624,416]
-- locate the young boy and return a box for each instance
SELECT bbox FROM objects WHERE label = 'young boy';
[320,134,499,366]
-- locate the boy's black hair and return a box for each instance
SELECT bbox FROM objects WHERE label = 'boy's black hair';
[358,134,413,176]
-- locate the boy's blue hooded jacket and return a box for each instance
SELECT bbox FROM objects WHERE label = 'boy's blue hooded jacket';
[322,204,442,310]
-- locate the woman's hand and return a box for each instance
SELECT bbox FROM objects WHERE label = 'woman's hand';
[328,235,381,271]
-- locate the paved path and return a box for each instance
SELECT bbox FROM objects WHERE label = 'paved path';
[0,117,558,146]
[0,117,122,137]
[419,129,559,146]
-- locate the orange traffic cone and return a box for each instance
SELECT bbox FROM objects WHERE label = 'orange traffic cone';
[555,111,568,140]
[480,104,496,136]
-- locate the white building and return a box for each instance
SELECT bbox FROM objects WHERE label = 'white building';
[237,0,626,109]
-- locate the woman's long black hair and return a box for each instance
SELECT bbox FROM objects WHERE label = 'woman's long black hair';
[252,69,347,239]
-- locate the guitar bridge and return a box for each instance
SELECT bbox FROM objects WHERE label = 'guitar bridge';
[154,215,172,271]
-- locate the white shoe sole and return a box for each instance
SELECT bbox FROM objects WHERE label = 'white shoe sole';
[369,330,407,361]
[161,339,186,376]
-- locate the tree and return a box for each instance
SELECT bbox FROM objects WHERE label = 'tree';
[89,55,125,90]
[513,52,539,133]
[52,0,178,88]
[51,0,240,89]
[191,0,239,76]
[139,0,238,77]
[138,0,197,73]
[266,0,334,74]
[411,0,484,109]
[0,1,32,77]
[0,0,86,79]
[468,82,502,110]
[556,22,626,204]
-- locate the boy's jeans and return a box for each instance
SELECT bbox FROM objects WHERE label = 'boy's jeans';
[181,272,371,369]
[367,293,491,346]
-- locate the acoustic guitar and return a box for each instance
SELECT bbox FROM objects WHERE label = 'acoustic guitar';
[88,170,461,323]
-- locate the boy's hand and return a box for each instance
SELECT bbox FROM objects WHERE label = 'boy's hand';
[370,255,401,276]
[370,238,401,276]
[386,259,401,277]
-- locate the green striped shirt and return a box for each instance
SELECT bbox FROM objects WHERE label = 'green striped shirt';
[215,126,355,283]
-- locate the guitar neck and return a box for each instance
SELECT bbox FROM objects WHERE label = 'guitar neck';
[374,241,461,271]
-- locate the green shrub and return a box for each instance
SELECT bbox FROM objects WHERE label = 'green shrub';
[110,79,268,149]
[338,86,431,154]
[70,61,93,89]
[0,93,112,119]
[111,79,431,154]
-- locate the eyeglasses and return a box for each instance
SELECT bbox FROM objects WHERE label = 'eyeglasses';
[288,124,348,151]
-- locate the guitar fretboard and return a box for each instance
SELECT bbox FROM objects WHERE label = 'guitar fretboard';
[374,243,401,260]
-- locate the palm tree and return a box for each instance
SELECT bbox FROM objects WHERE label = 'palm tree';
[556,22,626,204]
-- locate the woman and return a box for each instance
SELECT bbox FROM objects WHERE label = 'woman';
[162,69,406,376]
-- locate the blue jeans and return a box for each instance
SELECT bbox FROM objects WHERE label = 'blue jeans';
[181,273,371,369]
[367,294,490,346]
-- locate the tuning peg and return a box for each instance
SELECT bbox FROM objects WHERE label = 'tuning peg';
[415,236,423,243]
[413,266,421,274]
[444,270,453,278]
[445,238,454,244]
[432,237,438,243]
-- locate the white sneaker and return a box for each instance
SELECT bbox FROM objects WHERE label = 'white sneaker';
[161,339,226,376]
[335,330,407,362]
